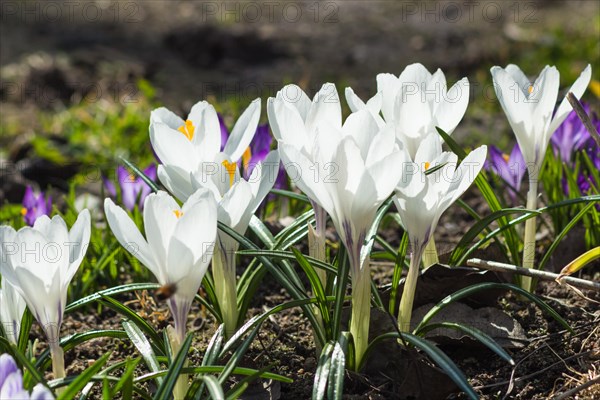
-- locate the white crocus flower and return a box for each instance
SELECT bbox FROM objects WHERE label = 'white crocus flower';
[393,135,487,331]
[279,108,403,368]
[268,83,343,287]
[0,279,26,346]
[349,63,470,159]
[150,98,261,200]
[0,210,91,382]
[491,64,591,291]
[104,189,217,342]
[490,64,591,175]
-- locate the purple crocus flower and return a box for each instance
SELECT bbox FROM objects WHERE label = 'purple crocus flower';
[104,164,157,211]
[0,354,54,399]
[551,102,599,163]
[21,186,52,226]
[485,144,527,202]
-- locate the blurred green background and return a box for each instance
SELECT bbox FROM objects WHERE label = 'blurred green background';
[1,0,599,206]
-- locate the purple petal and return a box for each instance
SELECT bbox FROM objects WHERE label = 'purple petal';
[0,371,26,398]
[138,164,158,209]
[218,113,229,151]
[118,166,137,211]
[31,383,55,400]
[22,186,36,208]
[0,354,19,385]
[104,178,117,198]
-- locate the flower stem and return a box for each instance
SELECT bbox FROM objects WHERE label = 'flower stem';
[309,203,328,286]
[422,237,439,268]
[50,343,66,395]
[350,259,371,371]
[167,326,188,400]
[398,244,425,332]
[213,244,239,338]
[521,180,538,292]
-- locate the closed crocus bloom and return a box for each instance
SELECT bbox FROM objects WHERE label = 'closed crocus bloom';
[0,210,91,382]
[150,99,261,200]
[280,108,403,368]
[0,279,26,345]
[491,64,591,291]
[268,83,343,287]
[104,189,217,342]
[394,135,487,332]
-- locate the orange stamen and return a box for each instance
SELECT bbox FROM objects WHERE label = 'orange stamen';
[177,120,195,141]
[222,160,237,187]
[173,210,184,218]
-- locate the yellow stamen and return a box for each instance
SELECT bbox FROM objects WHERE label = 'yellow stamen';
[502,153,510,163]
[242,147,252,172]
[177,120,195,141]
[222,160,237,187]
[128,174,136,182]
[173,210,184,218]
[21,207,27,216]
[528,85,534,94]
[424,162,431,171]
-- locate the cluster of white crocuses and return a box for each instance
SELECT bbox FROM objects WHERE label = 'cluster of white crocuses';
[0,61,591,388]
[268,64,486,365]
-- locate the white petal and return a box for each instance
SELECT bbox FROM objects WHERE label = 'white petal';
[189,102,221,161]
[65,209,91,287]
[504,64,531,96]
[223,98,261,162]
[434,77,470,135]
[104,198,158,277]
[157,165,194,202]
[150,107,184,128]
[305,83,342,133]
[150,122,197,170]
[548,64,592,135]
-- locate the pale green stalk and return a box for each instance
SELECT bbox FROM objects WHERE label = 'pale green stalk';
[212,244,238,338]
[349,254,371,370]
[50,343,66,395]
[521,179,539,292]
[422,237,439,268]
[167,326,188,400]
[398,244,425,332]
[308,203,327,354]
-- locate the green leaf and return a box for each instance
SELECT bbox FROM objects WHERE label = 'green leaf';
[98,295,165,353]
[154,333,193,400]
[122,320,164,386]
[292,248,331,330]
[389,232,409,316]
[66,283,162,312]
[269,189,310,203]
[237,250,337,274]
[109,357,140,397]
[448,208,537,266]
[558,247,600,279]
[313,342,335,399]
[327,332,349,400]
[56,352,112,400]
[17,308,33,354]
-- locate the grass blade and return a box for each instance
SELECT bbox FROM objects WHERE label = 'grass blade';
[122,320,164,386]
[56,352,111,400]
[154,333,193,400]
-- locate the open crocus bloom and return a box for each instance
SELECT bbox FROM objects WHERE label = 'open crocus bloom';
[347,63,470,159]
[551,103,598,163]
[490,64,591,175]
[394,135,487,331]
[394,136,487,253]
[150,98,261,200]
[0,210,90,347]
[104,189,217,341]
[0,279,26,345]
